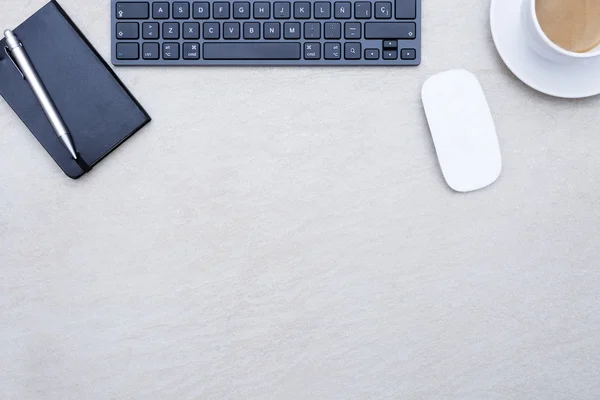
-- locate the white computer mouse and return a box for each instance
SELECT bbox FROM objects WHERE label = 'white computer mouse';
[422,69,502,193]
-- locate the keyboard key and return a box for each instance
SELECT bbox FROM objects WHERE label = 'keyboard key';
[183,42,201,59]
[324,42,341,59]
[143,42,160,59]
[152,2,169,18]
[183,22,200,39]
[213,2,230,18]
[364,22,416,38]
[204,22,220,38]
[304,22,321,39]
[264,22,281,39]
[254,2,271,18]
[116,42,139,59]
[383,50,397,59]
[173,2,190,18]
[314,2,331,19]
[344,42,361,59]
[203,43,301,59]
[334,2,351,19]
[193,2,210,18]
[401,48,416,59]
[396,0,416,19]
[274,2,291,18]
[244,22,260,39]
[365,48,379,59]
[324,22,341,39]
[383,40,397,48]
[344,22,361,39]
[284,22,301,39]
[116,2,149,19]
[234,2,251,18]
[304,42,320,59]
[163,42,180,59]
[163,22,180,39]
[224,22,241,38]
[294,2,311,18]
[142,22,159,39]
[375,2,392,18]
[355,2,371,19]
[116,22,139,39]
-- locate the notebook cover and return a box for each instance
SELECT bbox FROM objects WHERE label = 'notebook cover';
[0,0,151,179]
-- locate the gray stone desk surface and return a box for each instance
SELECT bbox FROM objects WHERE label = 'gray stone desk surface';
[1,0,599,399]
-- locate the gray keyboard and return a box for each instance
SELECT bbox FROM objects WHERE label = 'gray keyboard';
[111,0,421,66]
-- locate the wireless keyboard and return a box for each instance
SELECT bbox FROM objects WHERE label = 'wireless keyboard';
[111,0,421,66]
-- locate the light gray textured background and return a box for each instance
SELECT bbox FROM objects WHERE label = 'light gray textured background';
[1,0,600,399]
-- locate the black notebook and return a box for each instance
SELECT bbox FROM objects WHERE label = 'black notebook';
[0,0,150,179]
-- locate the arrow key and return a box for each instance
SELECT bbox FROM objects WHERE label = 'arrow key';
[401,48,416,60]
[365,48,379,59]
[383,40,397,48]
[383,50,397,59]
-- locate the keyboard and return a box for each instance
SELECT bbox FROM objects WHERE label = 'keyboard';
[111,0,421,66]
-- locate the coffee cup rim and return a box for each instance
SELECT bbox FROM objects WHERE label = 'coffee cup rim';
[531,0,600,58]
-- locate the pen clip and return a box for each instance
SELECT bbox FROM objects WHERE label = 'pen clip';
[4,46,24,79]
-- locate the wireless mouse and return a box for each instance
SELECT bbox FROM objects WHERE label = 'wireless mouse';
[422,69,502,192]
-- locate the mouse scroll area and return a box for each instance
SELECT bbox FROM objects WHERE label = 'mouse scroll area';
[422,69,502,193]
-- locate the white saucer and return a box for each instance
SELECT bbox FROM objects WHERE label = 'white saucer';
[491,0,600,98]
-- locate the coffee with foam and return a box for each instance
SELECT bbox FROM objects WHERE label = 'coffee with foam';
[536,0,600,53]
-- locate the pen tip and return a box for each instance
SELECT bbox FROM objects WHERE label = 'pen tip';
[58,135,78,160]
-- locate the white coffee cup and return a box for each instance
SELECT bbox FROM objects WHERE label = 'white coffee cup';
[522,0,600,63]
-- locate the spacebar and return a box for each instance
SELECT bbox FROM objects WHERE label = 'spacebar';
[203,43,301,60]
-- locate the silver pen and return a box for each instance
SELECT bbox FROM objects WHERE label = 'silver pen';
[4,29,77,159]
